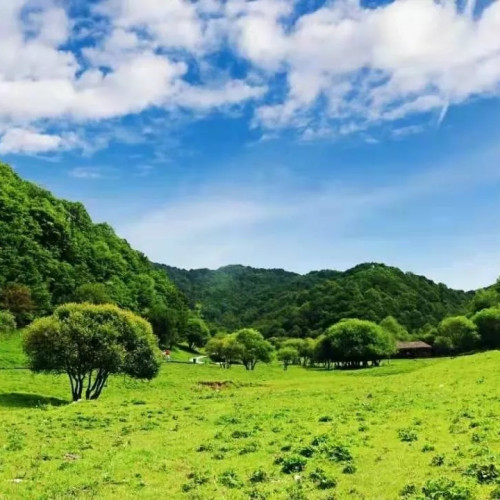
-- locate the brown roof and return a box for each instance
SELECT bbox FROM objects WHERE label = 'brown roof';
[397,341,432,350]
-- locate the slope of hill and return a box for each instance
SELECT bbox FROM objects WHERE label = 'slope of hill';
[0,163,186,321]
[159,263,471,337]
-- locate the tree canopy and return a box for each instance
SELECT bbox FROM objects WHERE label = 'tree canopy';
[160,263,470,338]
[205,329,274,370]
[185,317,211,350]
[316,319,396,369]
[472,308,500,349]
[24,303,162,401]
[0,163,187,327]
[435,316,480,353]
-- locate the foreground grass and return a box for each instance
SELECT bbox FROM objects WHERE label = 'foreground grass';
[1,348,500,499]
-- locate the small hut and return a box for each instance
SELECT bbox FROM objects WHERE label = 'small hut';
[396,341,432,358]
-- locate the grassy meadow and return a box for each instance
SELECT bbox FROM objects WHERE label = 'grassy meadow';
[1,335,500,499]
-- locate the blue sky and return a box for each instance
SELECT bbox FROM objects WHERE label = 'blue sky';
[2,0,500,290]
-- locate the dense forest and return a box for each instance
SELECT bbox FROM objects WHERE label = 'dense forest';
[0,163,187,337]
[159,263,472,338]
[0,162,477,347]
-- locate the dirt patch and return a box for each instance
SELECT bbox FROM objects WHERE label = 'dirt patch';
[197,381,234,390]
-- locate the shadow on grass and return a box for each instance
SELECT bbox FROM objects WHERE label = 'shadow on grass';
[0,392,68,408]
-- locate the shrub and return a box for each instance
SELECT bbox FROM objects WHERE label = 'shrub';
[326,444,353,463]
[0,310,16,333]
[309,467,337,490]
[219,469,243,489]
[421,478,472,500]
[464,463,500,484]
[318,415,333,422]
[431,455,445,467]
[342,463,357,474]
[298,445,315,458]
[398,428,418,443]
[400,484,417,497]
[249,468,269,484]
[281,455,307,474]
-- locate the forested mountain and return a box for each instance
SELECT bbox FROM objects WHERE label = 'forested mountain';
[0,163,187,328]
[159,263,471,338]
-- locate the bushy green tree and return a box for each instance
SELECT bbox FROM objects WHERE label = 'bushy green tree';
[185,317,210,350]
[282,337,316,366]
[472,308,500,349]
[205,334,244,369]
[314,334,337,369]
[436,316,480,353]
[320,319,396,369]
[234,328,274,370]
[0,284,34,327]
[73,283,114,305]
[380,316,409,340]
[24,303,162,401]
[0,310,16,333]
[147,304,187,349]
[470,289,499,314]
[277,346,299,371]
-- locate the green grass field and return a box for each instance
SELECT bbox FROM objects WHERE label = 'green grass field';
[1,335,500,499]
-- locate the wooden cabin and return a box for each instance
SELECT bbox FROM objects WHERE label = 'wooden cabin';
[396,341,432,358]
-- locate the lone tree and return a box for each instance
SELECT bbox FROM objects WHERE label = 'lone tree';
[185,317,211,350]
[24,303,162,401]
[319,319,396,369]
[277,346,299,371]
[235,328,274,371]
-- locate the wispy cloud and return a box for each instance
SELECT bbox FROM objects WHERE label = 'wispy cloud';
[119,144,500,287]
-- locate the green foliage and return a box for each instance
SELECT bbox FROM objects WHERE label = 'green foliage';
[73,283,114,305]
[0,163,187,327]
[436,316,480,353]
[316,319,396,369]
[280,455,307,474]
[23,303,162,400]
[185,317,211,350]
[472,308,500,349]
[205,329,273,370]
[160,262,470,337]
[380,315,410,340]
[234,328,274,371]
[0,310,16,333]
[0,283,35,326]
[470,288,499,314]
[420,478,472,500]
[277,346,299,370]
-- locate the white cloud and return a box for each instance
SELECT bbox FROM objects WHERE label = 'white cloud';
[0,0,500,151]
[0,128,64,154]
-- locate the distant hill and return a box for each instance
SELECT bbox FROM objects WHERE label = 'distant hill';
[158,263,471,337]
[0,163,186,320]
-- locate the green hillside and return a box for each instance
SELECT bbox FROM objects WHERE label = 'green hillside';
[159,263,471,337]
[0,163,186,324]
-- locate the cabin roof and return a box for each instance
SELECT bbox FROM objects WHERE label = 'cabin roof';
[397,341,432,350]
